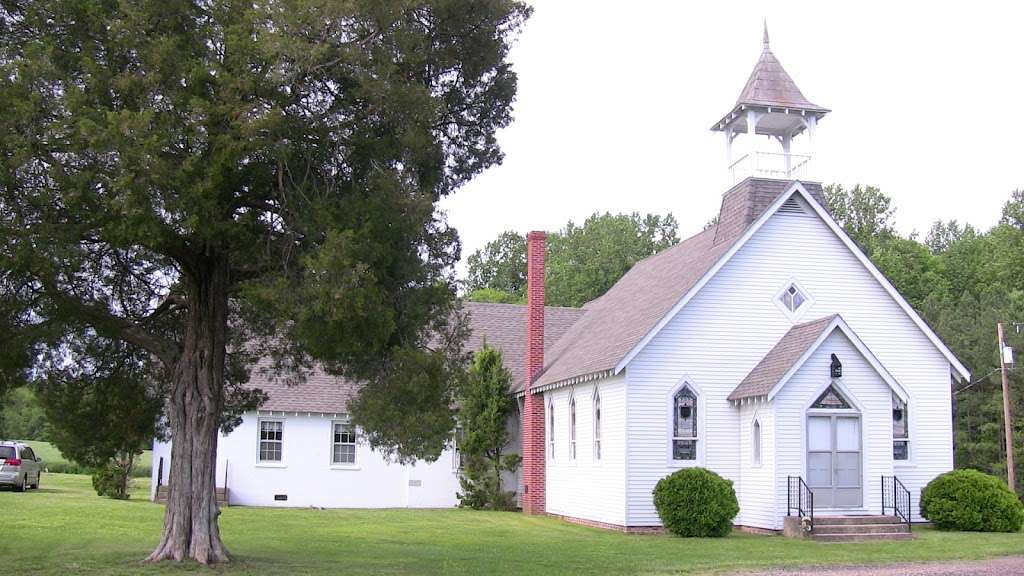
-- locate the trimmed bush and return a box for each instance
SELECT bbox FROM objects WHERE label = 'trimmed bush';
[92,460,132,499]
[920,469,1024,532]
[653,467,739,537]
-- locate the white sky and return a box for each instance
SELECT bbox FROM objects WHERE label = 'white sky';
[438,1,1024,274]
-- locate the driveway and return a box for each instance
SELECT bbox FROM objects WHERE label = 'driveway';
[739,556,1024,576]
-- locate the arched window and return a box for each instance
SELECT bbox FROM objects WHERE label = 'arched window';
[753,419,762,465]
[593,390,602,461]
[672,386,698,461]
[892,393,908,460]
[548,399,555,460]
[569,395,577,461]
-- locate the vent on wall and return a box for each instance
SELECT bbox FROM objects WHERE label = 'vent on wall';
[274,494,288,501]
[778,197,805,215]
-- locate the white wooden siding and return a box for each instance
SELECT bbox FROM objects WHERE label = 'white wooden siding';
[153,412,461,508]
[738,400,776,528]
[624,197,953,527]
[545,374,627,525]
[773,330,893,528]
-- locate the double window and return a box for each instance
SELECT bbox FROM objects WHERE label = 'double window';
[259,420,283,462]
[672,386,698,461]
[332,422,357,465]
[892,393,909,461]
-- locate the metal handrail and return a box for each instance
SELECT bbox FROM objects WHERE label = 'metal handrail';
[881,475,912,532]
[787,475,815,531]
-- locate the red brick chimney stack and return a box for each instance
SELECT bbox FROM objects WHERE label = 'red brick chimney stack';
[522,231,547,515]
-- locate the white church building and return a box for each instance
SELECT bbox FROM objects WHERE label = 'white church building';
[153,28,968,535]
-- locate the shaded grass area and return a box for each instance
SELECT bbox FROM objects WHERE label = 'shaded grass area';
[20,440,152,477]
[0,474,1021,575]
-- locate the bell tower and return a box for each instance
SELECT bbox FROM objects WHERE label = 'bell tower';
[711,24,829,183]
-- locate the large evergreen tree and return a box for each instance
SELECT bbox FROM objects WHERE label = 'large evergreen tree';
[0,0,529,563]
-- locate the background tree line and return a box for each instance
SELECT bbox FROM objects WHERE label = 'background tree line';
[466,185,1024,490]
[466,212,680,307]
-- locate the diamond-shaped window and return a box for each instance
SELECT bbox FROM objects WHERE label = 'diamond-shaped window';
[780,284,807,313]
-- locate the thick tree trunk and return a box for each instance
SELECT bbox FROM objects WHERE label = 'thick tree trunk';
[147,263,231,564]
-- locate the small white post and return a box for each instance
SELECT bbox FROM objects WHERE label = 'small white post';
[805,115,817,179]
[724,127,733,168]
[747,109,759,178]
[782,134,792,177]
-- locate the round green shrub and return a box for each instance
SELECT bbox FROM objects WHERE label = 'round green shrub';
[653,467,739,537]
[920,469,1024,532]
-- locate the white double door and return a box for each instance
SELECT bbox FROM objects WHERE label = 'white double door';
[807,414,862,508]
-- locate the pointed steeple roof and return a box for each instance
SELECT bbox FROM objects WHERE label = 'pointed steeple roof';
[734,24,827,112]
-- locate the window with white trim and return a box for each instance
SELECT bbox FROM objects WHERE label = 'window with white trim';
[593,391,602,461]
[548,399,555,460]
[779,283,807,313]
[332,422,356,465]
[569,395,577,461]
[259,420,283,462]
[892,393,909,461]
[753,419,762,465]
[672,386,698,461]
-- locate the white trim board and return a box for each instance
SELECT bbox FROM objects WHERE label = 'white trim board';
[613,181,970,381]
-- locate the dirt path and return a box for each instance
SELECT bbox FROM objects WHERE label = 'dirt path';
[738,556,1024,575]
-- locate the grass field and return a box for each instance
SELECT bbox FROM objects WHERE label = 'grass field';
[17,440,152,476]
[0,474,1021,575]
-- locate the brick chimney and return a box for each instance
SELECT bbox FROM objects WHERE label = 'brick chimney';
[522,231,546,515]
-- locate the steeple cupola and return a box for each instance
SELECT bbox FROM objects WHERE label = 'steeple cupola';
[712,24,829,183]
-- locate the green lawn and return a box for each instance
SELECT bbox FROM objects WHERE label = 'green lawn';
[0,474,1021,575]
[18,440,152,475]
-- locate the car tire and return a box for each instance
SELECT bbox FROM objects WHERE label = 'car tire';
[19,475,28,492]
[33,472,40,489]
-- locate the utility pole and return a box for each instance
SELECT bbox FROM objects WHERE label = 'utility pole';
[998,322,1015,492]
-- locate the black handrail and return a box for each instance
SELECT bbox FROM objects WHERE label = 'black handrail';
[787,476,814,531]
[881,475,912,532]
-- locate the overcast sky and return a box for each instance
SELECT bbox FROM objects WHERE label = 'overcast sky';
[438,1,1024,274]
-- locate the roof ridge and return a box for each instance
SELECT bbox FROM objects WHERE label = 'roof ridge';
[461,301,583,312]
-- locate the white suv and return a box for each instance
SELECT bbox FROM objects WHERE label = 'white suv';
[0,442,42,492]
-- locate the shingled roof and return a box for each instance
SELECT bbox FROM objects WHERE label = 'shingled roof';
[255,301,585,413]
[531,226,731,390]
[727,315,838,401]
[531,179,825,391]
[462,302,585,391]
[734,27,827,113]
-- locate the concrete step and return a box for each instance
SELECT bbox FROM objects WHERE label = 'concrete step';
[814,515,901,526]
[814,532,914,543]
[814,523,909,535]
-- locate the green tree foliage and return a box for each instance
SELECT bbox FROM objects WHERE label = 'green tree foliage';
[466,287,525,304]
[653,467,739,537]
[37,340,163,500]
[466,212,680,307]
[456,344,519,510]
[824,184,897,255]
[466,231,527,299]
[920,469,1024,532]
[0,0,529,563]
[0,387,49,441]
[827,186,1024,490]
